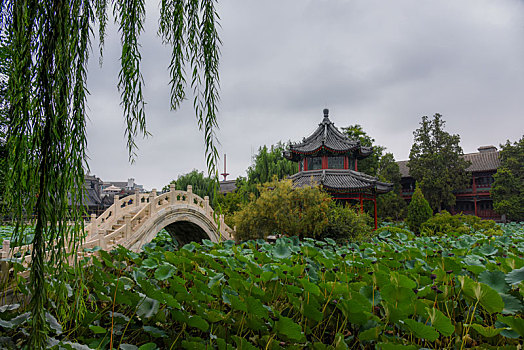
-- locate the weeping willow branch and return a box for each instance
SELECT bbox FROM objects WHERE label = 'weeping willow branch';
[2,0,221,347]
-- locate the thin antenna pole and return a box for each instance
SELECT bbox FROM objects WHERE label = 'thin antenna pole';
[220,154,230,181]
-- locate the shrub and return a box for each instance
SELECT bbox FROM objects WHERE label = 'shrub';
[233,180,331,241]
[406,184,432,234]
[421,210,502,236]
[233,180,373,242]
[321,203,373,243]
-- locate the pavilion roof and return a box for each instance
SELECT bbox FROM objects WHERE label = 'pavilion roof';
[286,109,372,159]
[289,169,393,194]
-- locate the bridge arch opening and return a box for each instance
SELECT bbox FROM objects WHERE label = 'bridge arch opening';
[163,221,210,246]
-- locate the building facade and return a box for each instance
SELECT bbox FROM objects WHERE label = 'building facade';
[398,146,501,220]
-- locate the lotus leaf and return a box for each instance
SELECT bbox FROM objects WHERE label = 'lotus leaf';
[506,266,524,285]
[276,316,305,342]
[469,323,503,337]
[403,319,439,341]
[425,307,454,336]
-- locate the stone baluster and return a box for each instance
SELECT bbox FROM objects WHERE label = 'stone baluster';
[169,184,176,205]
[187,185,193,205]
[135,189,140,207]
[0,240,10,278]
[113,195,119,220]
[124,214,131,240]
[1,240,10,259]
[219,214,225,230]
[204,196,209,214]
[149,189,157,215]
[90,213,97,238]
[99,234,107,251]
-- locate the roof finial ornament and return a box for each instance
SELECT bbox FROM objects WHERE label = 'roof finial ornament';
[321,108,331,125]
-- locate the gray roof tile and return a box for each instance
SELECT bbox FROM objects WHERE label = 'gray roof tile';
[290,169,393,194]
[286,110,372,159]
[398,148,500,177]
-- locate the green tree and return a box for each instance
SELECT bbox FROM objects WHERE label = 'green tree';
[2,0,220,347]
[236,142,298,198]
[406,184,433,234]
[233,180,331,241]
[0,31,8,212]
[408,113,470,212]
[342,125,405,220]
[342,124,384,176]
[247,142,297,184]
[376,153,406,220]
[164,169,216,203]
[492,136,524,221]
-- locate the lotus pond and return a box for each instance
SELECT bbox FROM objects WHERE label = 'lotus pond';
[1,223,524,349]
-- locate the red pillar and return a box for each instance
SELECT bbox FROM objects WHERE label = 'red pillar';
[474,198,478,216]
[373,195,378,230]
[355,159,358,171]
[359,193,363,213]
[322,155,328,169]
[304,158,308,171]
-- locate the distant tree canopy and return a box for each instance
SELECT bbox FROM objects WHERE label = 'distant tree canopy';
[164,170,216,204]
[376,153,406,221]
[246,142,297,186]
[342,124,384,176]
[492,136,524,221]
[342,124,405,220]
[408,113,470,212]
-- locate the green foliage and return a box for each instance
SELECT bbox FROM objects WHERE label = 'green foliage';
[492,136,524,221]
[376,153,406,221]
[238,143,298,198]
[164,169,216,204]
[233,180,331,241]
[406,184,432,233]
[408,113,471,212]
[233,180,372,243]
[1,225,524,348]
[421,210,503,237]
[322,203,373,243]
[342,126,405,220]
[341,124,384,176]
[2,0,221,347]
[374,225,415,240]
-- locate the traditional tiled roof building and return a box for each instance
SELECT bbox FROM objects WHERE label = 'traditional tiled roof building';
[398,145,501,220]
[284,109,393,228]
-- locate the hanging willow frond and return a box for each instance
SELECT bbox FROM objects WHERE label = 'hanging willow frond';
[2,0,221,347]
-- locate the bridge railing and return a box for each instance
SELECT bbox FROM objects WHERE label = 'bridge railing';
[1,185,234,280]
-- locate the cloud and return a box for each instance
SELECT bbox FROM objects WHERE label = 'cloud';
[85,0,524,189]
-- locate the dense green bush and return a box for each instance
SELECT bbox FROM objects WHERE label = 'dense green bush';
[421,210,503,236]
[233,180,331,241]
[406,184,432,233]
[233,180,372,243]
[321,203,373,243]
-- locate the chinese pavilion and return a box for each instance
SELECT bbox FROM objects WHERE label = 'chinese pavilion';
[283,109,393,228]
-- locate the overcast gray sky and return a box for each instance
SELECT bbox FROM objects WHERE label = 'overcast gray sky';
[86,0,524,190]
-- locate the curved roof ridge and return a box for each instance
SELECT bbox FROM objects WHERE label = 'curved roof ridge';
[287,109,372,156]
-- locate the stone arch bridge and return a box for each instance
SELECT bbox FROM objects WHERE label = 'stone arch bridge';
[0,185,234,268]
